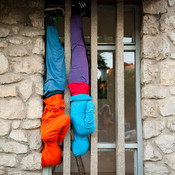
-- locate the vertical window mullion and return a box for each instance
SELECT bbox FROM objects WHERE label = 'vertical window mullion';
[90,0,98,175]
[63,0,71,174]
[115,1,125,175]
[135,6,143,175]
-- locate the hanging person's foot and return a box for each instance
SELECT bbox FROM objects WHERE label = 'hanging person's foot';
[72,0,90,17]
[44,5,64,25]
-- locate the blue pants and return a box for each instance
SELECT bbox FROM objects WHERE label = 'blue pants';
[44,25,66,98]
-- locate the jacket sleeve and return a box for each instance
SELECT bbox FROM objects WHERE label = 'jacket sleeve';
[84,100,95,133]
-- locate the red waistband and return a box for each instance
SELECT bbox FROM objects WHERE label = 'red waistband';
[68,82,89,96]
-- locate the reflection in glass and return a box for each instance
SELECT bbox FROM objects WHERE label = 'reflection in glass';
[98,52,115,142]
[124,52,136,143]
[98,151,116,175]
[54,152,90,175]
[124,10,135,43]
[98,6,115,43]
[125,150,135,175]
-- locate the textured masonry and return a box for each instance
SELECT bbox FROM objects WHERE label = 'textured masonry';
[1,0,175,175]
[142,0,175,174]
[0,0,44,174]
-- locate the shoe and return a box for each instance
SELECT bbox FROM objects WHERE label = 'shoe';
[45,5,64,25]
[72,0,90,17]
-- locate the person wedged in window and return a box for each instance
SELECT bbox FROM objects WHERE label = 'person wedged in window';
[69,1,95,156]
[41,7,70,167]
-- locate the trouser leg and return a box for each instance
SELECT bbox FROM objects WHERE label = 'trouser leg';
[44,25,66,98]
[68,15,89,84]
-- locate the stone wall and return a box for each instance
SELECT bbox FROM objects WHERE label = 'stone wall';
[0,0,45,174]
[142,0,175,174]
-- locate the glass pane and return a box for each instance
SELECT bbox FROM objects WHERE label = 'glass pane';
[82,17,91,44]
[71,151,90,175]
[98,151,116,175]
[54,151,90,175]
[98,51,115,142]
[125,150,135,175]
[98,6,115,43]
[124,9,135,44]
[124,52,136,143]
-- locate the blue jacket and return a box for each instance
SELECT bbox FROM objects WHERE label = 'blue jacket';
[70,94,95,156]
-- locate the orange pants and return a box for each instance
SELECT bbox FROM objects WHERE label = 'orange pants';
[41,94,70,167]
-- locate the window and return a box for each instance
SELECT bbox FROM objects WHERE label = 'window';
[44,1,143,175]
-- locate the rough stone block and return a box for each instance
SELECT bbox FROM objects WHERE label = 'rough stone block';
[143,0,168,14]
[160,60,175,85]
[8,36,32,45]
[155,135,175,154]
[167,117,175,131]
[31,75,44,96]
[160,15,175,32]
[142,15,159,35]
[144,141,162,161]
[142,35,170,60]
[0,168,5,175]
[1,140,28,154]
[0,52,8,74]
[21,152,42,170]
[12,55,44,75]
[168,0,175,6]
[0,40,8,48]
[158,97,175,117]
[20,26,45,37]
[143,119,165,139]
[142,99,158,119]
[170,53,175,59]
[6,45,29,57]
[27,97,43,119]
[29,129,42,151]
[32,37,45,55]
[0,9,26,25]
[0,73,22,84]
[0,85,16,97]
[19,79,33,101]
[9,129,27,142]
[29,11,44,29]
[142,85,167,99]
[0,99,24,119]
[141,59,158,84]
[8,172,42,175]
[144,162,169,175]
[28,0,45,8]
[165,153,175,170]
[21,119,41,129]
[0,26,10,37]
[11,26,20,35]
[12,120,21,129]
[0,119,11,136]
[168,31,175,45]
[0,155,17,167]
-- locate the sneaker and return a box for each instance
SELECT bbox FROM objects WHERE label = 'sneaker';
[45,5,64,24]
[72,0,90,17]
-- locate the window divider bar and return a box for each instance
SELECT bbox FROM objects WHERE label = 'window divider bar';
[115,1,125,175]
[63,0,71,174]
[135,6,144,175]
[90,0,98,175]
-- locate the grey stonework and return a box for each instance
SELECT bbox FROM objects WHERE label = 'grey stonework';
[0,0,44,174]
[1,0,175,174]
[142,0,175,174]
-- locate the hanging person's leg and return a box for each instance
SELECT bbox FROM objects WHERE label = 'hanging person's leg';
[68,15,95,156]
[44,14,65,98]
[41,9,70,167]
